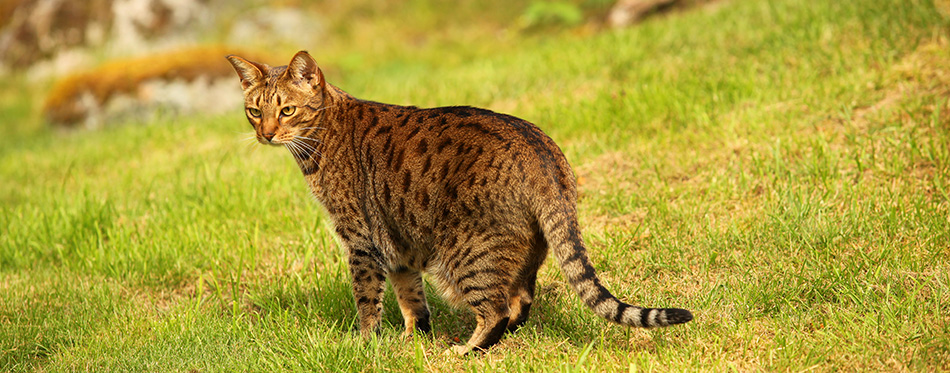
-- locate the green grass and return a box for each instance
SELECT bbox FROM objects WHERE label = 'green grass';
[2,0,949,370]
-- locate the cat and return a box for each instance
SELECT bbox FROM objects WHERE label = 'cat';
[226,51,692,355]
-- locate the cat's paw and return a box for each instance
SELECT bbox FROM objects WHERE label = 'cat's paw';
[443,344,472,356]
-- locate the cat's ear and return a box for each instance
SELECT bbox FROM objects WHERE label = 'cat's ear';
[286,51,325,92]
[226,55,267,91]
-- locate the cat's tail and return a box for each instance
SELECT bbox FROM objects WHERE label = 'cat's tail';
[539,205,693,328]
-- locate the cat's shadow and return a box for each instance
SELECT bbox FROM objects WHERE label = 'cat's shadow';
[248,272,475,338]
[248,270,605,348]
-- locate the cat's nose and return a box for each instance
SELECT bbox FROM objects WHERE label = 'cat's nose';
[262,132,275,141]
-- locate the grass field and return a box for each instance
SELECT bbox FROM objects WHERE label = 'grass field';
[2,0,949,371]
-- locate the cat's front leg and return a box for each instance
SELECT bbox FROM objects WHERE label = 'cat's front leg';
[346,244,387,338]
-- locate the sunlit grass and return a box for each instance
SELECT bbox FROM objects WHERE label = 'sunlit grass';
[1,0,949,371]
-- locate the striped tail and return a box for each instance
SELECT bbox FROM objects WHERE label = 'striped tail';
[540,206,693,328]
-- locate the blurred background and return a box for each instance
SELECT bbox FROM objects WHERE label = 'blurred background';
[2,1,949,370]
[0,0,706,130]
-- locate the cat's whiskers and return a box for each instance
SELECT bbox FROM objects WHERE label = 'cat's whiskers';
[285,141,318,174]
[293,140,308,156]
[293,140,322,160]
[293,139,317,154]
[284,142,303,160]
[240,133,261,152]
[293,139,323,161]
[293,135,322,144]
[292,140,318,161]
[240,133,257,143]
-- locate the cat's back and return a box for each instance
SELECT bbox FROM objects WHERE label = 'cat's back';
[357,103,577,208]
[409,105,549,148]
[407,105,570,175]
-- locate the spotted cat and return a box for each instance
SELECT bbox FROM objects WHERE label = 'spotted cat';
[226,51,692,355]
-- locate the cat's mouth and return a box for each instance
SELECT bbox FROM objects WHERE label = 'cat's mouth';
[258,137,285,146]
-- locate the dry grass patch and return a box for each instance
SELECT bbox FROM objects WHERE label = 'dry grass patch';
[818,36,950,188]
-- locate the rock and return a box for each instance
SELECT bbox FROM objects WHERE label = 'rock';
[42,47,256,128]
[0,0,215,75]
[0,0,113,69]
[108,0,214,54]
[607,0,715,28]
[608,0,677,28]
[79,75,239,129]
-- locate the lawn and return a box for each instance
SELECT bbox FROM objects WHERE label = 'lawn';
[1,0,948,371]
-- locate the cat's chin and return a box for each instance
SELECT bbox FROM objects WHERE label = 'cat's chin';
[257,139,285,146]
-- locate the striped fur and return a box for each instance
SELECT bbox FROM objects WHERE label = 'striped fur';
[227,51,692,355]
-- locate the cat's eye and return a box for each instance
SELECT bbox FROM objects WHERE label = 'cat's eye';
[281,106,296,116]
[247,108,262,117]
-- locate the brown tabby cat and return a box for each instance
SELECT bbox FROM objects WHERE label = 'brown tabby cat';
[226,51,692,355]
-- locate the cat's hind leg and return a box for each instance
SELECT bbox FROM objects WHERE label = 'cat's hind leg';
[445,244,523,355]
[450,290,510,355]
[507,237,546,332]
[506,270,537,332]
[389,267,431,337]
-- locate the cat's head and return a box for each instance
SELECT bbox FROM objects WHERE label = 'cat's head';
[226,51,327,146]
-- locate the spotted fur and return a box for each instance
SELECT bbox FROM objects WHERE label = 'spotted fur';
[226,51,692,354]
